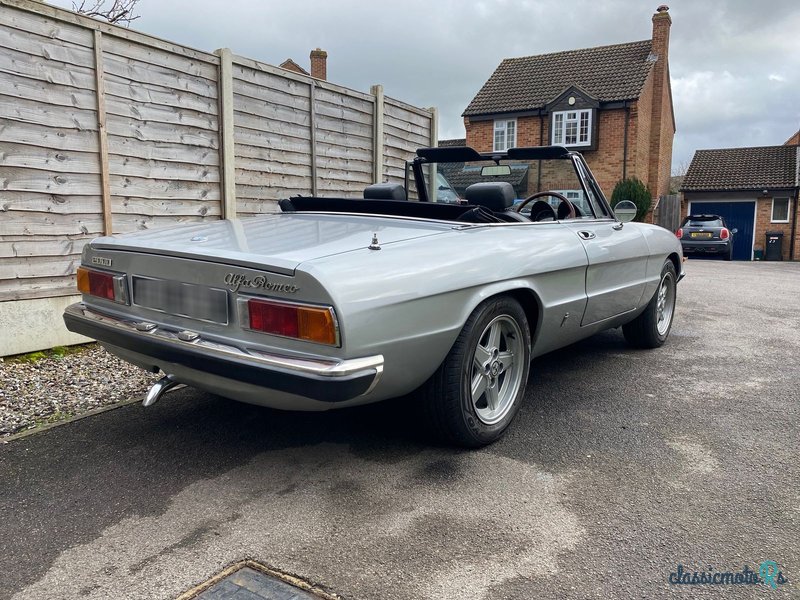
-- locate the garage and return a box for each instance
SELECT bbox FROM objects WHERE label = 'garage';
[687,200,755,260]
[680,145,799,262]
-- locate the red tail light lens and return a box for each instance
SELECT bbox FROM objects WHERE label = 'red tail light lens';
[247,298,338,346]
[676,228,683,239]
[720,228,730,240]
[76,266,126,303]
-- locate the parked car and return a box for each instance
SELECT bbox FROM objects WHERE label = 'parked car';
[677,214,736,260]
[64,145,684,447]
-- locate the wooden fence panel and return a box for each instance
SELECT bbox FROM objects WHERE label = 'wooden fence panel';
[231,59,313,216]
[99,36,222,234]
[655,194,681,233]
[0,0,434,303]
[383,98,433,198]
[0,3,101,300]
[314,86,374,198]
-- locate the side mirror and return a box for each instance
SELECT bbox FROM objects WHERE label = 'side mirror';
[614,200,637,223]
[731,228,738,234]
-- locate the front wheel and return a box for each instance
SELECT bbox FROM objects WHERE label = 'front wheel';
[420,296,531,448]
[622,260,677,348]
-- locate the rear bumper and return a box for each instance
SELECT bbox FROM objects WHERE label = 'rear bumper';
[680,240,731,255]
[63,303,383,404]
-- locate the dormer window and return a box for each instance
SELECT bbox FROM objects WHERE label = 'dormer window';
[493,119,516,152]
[551,109,592,147]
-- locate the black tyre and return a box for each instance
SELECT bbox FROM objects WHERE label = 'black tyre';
[420,296,531,448]
[622,260,677,348]
[725,246,733,261]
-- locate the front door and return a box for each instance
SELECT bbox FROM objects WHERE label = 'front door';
[562,220,649,325]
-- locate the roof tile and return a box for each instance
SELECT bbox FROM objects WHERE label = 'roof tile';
[681,146,799,191]
[463,40,655,117]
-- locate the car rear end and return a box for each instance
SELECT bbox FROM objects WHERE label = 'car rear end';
[676,215,733,259]
[62,214,454,411]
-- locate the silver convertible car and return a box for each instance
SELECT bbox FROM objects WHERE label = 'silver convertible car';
[64,145,683,447]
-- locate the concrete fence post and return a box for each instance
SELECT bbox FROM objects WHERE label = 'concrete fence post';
[371,84,384,184]
[215,48,237,220]
[309,81,318,196]
[427,106,439,202]
[92,30,112,235]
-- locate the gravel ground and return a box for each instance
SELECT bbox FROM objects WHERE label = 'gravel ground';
[0,344,158,438]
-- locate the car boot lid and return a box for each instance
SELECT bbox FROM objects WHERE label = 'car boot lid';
[88,213,456,275]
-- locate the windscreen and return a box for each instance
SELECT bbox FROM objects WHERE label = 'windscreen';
[685,217,723,227]
[418,158,602,218]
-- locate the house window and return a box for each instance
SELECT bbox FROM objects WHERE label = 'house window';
[552,109,592,147]
[493,119,516,152]
[771,198,790,222]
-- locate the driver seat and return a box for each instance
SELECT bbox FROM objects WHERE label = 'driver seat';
[464,182,528,222]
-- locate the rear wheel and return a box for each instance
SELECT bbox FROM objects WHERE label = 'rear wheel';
[623,260,677,348]
[420,296,531,448]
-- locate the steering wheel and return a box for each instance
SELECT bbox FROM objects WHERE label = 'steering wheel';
[514,191,576,221]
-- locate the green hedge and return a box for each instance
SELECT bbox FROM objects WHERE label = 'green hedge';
[610,178,652,222]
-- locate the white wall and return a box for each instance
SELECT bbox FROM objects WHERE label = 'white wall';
[0,296,90,356]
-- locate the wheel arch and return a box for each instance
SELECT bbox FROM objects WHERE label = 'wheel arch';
[482,287,542,350]
[667,252,681,279]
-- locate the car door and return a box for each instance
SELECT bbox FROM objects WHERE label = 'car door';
[562,218,649,325]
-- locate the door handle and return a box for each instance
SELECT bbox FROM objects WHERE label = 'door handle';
[577,230,596,240]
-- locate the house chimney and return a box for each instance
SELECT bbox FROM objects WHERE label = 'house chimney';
[646,4,674,201]
[310,48,327,80]
[651,5,671,61]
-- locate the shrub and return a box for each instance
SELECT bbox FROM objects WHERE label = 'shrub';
[610,178,652,222]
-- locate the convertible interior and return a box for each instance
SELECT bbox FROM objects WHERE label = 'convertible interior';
[280,182,582,224]
[280,145,593,224]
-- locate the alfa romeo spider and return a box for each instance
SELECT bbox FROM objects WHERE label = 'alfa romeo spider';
[64,145,683,447]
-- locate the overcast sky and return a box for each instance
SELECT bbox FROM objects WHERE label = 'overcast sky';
[51,0,800,171]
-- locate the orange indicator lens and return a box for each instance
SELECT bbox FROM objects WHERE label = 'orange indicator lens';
[76,266,116,301]
[248,298,337,345]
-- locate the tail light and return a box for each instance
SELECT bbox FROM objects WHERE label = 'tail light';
[76,266,128,303]
[676,228,683,239]
[720,228,730,240]
[244,298,339,346]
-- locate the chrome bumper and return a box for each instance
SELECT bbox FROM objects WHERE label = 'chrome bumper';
[63,303,384,402]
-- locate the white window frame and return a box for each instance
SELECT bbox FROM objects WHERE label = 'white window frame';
[551,109,592,147]
[493,119,517,152]
[770,197,790,223]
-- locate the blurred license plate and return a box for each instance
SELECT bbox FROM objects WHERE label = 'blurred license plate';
[690,232,712,238]
[132,276,228,324]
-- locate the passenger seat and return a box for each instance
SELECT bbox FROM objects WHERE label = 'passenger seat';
[464,182,527,222]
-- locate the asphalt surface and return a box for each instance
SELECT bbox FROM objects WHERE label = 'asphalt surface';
[1,259,798,600]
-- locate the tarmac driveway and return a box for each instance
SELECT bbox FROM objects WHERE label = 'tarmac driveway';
[1,259,798,599]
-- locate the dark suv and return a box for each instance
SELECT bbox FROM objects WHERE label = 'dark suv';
[677,214,736,260]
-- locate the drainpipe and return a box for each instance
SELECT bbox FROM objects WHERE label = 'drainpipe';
[622,101,630,180]
[537,112,544,191]
[790,187,799,260]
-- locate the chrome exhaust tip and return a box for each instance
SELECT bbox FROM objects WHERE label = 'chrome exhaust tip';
[143,374,181,407]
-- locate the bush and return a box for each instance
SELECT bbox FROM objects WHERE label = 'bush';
[610,178,652,222]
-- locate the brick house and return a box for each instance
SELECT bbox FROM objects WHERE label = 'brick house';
[461,6,675,203]
[680,145,800,261]
[786,130,800,146]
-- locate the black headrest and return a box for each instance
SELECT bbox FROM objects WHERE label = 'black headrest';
[364,183,407,201]
[464,182,515,211]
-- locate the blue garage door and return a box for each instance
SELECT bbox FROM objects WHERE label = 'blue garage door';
[688,201,755,261]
